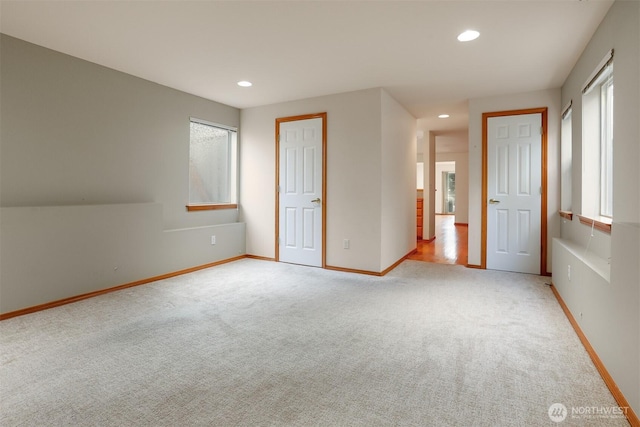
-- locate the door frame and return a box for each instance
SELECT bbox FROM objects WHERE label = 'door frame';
[275,112,327,267]
[481,107,548,275]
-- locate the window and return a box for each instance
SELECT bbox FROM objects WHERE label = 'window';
[560,102,572,212]
[188,118,237,210]
[581,49,613,224]
[600,75,613,217]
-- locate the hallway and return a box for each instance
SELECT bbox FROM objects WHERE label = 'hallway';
[408,215,468,265]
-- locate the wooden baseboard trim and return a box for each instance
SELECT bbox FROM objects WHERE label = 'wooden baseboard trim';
[454,222,469,226]
[325,265,382,276]
[381,249,416,275]
[245,254,276,262]
[466,264,483,269]
[0,255,247,321]
[550,284,639,427]
[325,249,416,277]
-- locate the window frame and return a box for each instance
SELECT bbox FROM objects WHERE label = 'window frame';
[599,75,613,218]
[560,102,572,212]
[579,49,614,232]
[186,118,238,211]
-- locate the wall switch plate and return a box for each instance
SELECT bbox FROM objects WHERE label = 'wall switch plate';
[211,235,216,245]
[343,239,350,249]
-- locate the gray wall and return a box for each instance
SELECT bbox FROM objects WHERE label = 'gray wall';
[554,0,640,415]
[0,35,245,314]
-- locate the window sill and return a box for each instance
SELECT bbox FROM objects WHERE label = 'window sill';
[577,214,612,234]
[558,210,573,221]
[186,204,238,212]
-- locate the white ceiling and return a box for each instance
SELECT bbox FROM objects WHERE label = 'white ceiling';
[1,0,613,153]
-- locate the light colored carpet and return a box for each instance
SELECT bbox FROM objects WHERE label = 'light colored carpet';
[0,259,628,426]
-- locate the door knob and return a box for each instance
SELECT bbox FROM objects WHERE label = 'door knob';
[489,199,500,204]
[311,198,321,204]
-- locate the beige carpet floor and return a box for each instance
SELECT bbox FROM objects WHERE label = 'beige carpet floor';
[0,259,628,426]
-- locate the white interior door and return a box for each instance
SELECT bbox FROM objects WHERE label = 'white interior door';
[487,113,541,274]
[278,117,323,267]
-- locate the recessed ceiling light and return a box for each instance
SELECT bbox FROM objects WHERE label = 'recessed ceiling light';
[237,80,252,87]
[438,114,450,119]
[457,30,480,42]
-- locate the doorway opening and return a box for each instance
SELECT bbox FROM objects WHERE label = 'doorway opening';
[435,161,456,215]
[443,172,455,214]
[409,215,468,265]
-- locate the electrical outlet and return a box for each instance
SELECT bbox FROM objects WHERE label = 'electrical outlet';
[343,239,350,249]
[567,265,571,281]
[211,235,216,245]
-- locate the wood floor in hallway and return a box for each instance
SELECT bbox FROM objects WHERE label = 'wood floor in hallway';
[408,215,468,265]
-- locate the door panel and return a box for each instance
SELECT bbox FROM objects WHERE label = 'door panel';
[278,117,323,267]
[303,146,316,193]
[497,145,509,195]
[285,147,297,193]
[518,144,531,195]
[302,208,315,248]
[496,209,509,253]
[284,207,296,247]
[487,113,541,274]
